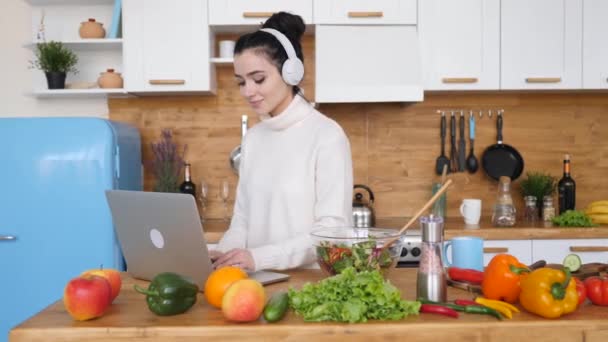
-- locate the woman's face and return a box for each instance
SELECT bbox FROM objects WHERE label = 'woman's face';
[234,50,293,116]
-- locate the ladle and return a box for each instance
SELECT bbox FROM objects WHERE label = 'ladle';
[466,112,479,173]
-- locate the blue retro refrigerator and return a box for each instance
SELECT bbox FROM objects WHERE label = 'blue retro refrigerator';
[0,117,142,342]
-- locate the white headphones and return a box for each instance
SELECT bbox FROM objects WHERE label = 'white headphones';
[259,28,304,86]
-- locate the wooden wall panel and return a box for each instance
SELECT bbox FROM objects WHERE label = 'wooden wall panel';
[109,35,608,220]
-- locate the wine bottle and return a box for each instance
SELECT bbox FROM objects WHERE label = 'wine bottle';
[179,163,196,197]
[557,154,576,214]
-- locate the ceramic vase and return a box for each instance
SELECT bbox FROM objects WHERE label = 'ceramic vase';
[97,69,123,88]
[79,18,105,39]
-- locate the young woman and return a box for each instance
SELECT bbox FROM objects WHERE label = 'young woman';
[210,12,353,272]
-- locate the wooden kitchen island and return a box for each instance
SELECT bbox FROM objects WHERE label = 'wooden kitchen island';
[10,269,608,342]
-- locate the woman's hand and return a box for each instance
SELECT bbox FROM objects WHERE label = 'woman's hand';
[209,249,224,262]
[212,248,255,272]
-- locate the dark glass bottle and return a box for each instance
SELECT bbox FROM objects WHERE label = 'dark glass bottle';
[557,154,576,214]
[179,163,196,197]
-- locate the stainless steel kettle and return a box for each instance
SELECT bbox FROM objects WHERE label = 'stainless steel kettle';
[352,184,375,228]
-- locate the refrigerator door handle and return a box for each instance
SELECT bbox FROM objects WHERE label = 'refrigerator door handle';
[0,235,16,241]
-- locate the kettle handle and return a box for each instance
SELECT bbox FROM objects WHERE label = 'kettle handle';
[353,184,375,205]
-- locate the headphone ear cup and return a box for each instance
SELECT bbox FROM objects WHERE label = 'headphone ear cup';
[282,58,304,86]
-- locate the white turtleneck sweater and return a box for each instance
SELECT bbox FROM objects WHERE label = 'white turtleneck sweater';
[216,95,354,271]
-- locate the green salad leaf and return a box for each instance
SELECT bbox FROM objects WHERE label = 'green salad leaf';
[551,210,597,227]
[288,267,420,323]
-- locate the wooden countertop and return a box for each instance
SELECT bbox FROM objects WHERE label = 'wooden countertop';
[10,269,608,342]
[203,217,608,244]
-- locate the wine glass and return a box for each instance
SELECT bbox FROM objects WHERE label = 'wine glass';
[198,178,209,222]
[220,179,230,221]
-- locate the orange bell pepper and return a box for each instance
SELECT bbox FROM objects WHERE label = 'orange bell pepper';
[481,254,529,303]
[519,267,578,319]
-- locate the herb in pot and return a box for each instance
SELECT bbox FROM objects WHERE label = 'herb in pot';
[519,171,557,213]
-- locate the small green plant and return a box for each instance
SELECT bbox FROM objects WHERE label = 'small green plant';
[149,129,187,193]
[30,41,78,73]
[519,171,557,208]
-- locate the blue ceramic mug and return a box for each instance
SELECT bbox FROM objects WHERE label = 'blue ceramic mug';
[443,236,484,271]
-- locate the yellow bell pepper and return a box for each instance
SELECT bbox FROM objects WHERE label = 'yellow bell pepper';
[519,267,578,319]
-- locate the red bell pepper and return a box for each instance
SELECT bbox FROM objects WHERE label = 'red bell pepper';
[584,276,608,306]
[574,277,587,306]
[448,267,484,285]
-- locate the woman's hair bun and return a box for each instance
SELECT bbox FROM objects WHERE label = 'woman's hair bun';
[262,12,306,44]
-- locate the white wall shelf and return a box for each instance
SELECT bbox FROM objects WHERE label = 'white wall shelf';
[26,39,122,50]
[27,0,123,98]
[25,0,114,5]
[210,57,233,65]
[31,88,127,98]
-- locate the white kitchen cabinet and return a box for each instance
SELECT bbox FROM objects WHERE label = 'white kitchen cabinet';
[483,240,533,265]
[313,0,416,25]
[500,0,583,89]
[26,0,125,97]
[532,239,608,264]
[315,25,423,103]
[208,0,313,26]
[419,0,499,90]
[123,0,215,93]
[583,0,608,89]
[314,0,422,103]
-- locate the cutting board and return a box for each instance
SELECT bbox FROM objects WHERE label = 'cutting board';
[545,262,608,280]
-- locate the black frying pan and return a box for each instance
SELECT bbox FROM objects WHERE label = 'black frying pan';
[481,113,524,181]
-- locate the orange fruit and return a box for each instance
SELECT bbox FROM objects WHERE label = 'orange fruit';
[204,266,248,308]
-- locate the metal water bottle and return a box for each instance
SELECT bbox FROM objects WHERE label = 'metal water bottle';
[416,215,447,302]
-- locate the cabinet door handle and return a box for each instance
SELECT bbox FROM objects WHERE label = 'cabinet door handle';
[148,79,186,85]
[442,77,478,84]
[0,235,16,241]
[525,77,562,83]
[348,11,384,18]
[242,12,274,18]
[570,246,608,252]
[484,247,508,253]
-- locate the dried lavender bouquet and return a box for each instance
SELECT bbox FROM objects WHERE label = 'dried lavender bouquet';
[150,129,186,193]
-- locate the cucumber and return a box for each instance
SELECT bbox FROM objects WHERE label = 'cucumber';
[263,291,289,323]
[563,253,582,272]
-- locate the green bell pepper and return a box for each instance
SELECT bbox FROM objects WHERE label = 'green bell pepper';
[134,272,199,316]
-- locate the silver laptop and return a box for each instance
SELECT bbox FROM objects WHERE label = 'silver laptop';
[105,190,289,289]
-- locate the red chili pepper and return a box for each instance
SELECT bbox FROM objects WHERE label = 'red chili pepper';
[448,267,484,284]
[454,299,478,306]
[419,304,459,318]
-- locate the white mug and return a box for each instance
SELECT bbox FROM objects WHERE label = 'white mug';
[219,40,235,58]
[459,199,482,225]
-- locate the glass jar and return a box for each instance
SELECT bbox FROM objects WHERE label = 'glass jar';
[543,195,556,222]
[523,195,538,224]
[492,176,516,227]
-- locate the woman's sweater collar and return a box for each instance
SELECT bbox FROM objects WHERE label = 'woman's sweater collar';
[259,95,313,131]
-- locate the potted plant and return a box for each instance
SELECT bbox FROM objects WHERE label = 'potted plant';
[149,129,187,193]
[519,171,557,217]
[30,41,78,89]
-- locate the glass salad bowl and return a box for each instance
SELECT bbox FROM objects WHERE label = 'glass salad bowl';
[310,227,404,277]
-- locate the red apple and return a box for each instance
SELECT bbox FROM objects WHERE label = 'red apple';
[81,268,122,302]
[63,275,112,321]
[222,279,266,322]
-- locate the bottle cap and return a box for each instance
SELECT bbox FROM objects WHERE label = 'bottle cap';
[420,215,444,243]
